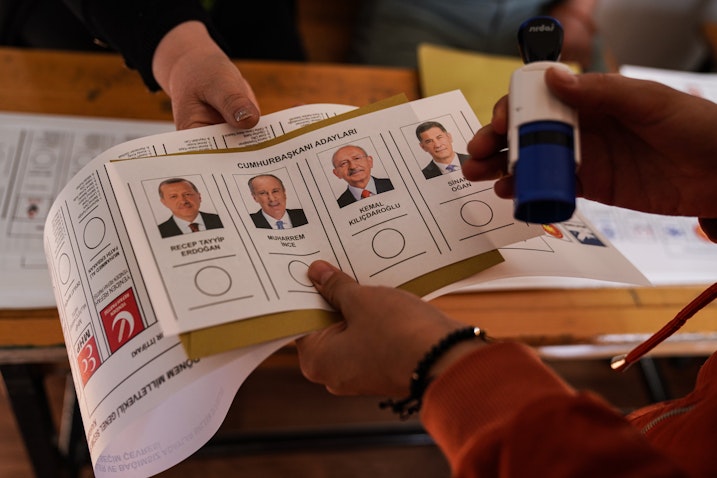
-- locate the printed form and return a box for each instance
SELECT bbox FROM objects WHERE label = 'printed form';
[105,91,542,339]
[0,113,172,307]
[41,104,359,476]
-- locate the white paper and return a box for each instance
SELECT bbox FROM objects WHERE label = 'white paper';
[105,91,543,336]
[425,209,651,299]
[41,104,355,476]
[620,64,717,102]
[577,198,717,286]
[0,113,174,308]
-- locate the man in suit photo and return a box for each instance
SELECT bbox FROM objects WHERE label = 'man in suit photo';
[416,121,470,180]
[331,144,394,208]
[248,174,308,229]
[157,178,223,238]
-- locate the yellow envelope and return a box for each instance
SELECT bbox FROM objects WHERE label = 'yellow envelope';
[418,43,579,125]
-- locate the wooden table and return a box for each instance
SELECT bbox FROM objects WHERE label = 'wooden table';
[2,47,716,358]
[2,47,717,477]
[0,47,418,121]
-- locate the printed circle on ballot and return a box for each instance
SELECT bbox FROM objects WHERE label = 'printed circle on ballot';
[460,200,494,227]
[32,148,54,166]
[372,228,406,259]
[288,260,314,287]
[83,216,106,249]
[194,265,233,297]
[58,253,71,285]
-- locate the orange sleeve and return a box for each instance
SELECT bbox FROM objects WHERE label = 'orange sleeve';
[421,342,690,477]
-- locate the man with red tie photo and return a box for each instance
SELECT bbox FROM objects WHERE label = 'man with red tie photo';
[157,178,223,238]
[331,144,394,208]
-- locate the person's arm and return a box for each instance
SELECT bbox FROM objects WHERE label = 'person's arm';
[62,0,259,130]
[423,344,689,477]
[151,20,259,130]
[295,261,690,476]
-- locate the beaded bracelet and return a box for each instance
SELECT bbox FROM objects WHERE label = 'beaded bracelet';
[379,326,489,419]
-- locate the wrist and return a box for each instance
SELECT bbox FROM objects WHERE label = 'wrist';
[380,326,491,419]
[427,339,488,380]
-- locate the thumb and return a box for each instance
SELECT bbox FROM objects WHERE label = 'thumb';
[219,91,261,130]
[545,68,674,125]
[307,260,357,314]
[204,75,261,130]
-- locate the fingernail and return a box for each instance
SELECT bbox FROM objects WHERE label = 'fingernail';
[234,108,254,122]
[308,260,336,286]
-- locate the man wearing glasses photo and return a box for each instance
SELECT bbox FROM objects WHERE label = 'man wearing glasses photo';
[331,144,394,208]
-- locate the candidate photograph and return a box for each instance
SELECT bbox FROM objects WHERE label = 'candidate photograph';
[248,173,308,230]
[416,120,470,180]
[331,144,394,208]
[157,177,223,238]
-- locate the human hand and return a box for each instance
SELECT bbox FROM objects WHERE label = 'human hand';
[295,261,482,397]
[463,68,717,220]
[152,21,260,130]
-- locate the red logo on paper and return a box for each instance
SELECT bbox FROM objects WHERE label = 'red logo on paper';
[77,336,101,385]
[100,288,144,353]
[542,224,563,239]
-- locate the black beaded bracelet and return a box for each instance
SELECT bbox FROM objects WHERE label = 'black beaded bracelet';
[379,326,489,419]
